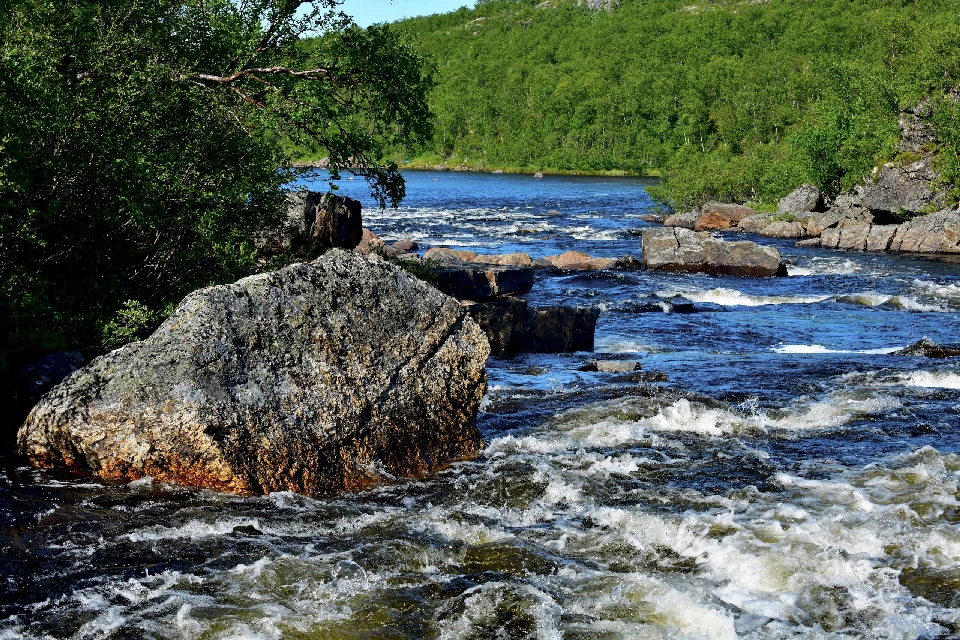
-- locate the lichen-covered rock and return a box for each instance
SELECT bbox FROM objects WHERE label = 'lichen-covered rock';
[473,252,534,267]
[835,224,872,251]
[423,247,479,264]
[759,220,805,239]
[354,228,385,255]
[889,210,960,253]
[663,211,700,229]
[695,203,756,231]
[737,214,774,234]
[866,225,899,252]
[18,250,489,496]
[778,184,824,216]
[642,227,786,277]
[861,158,945,216]
[546,250,617,271]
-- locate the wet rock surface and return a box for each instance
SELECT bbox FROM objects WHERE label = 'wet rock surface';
[895,338,960,358]
[464,298,600,354]
[18,250,489,496]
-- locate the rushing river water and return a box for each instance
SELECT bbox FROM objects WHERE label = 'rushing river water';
[2,171,960,639]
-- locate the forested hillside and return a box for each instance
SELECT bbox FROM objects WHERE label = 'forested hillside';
[376,0,960,208]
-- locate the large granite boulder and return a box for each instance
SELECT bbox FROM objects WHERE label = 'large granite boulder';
[465,298,600,354]
[778,184,825,216]
[642,227,786,277]
[18,250,489,496]
[861,158,945,217]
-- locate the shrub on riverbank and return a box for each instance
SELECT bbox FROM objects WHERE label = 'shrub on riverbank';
[0,0,432,368]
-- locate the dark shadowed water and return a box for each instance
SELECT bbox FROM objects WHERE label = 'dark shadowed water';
[2,171,959,639]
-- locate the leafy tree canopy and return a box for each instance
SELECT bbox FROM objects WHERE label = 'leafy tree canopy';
[379,0,960,209]
[0,0,433,366]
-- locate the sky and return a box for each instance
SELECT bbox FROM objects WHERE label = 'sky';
[338,0,476,27]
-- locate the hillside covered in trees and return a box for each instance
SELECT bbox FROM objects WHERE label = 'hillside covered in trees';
[367,0,960,208]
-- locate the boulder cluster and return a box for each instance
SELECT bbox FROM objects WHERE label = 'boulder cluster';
[665,96,960,255]
[355,229,603,354]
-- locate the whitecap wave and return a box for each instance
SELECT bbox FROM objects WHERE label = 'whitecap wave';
[772,344,902,354]
[658,287,829,307]
[837,292,947,312]
[787,257,865,277]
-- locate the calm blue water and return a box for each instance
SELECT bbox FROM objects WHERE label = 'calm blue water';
[2,171,959,639]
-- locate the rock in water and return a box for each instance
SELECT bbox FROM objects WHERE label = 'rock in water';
[642,227,786,277]
[894,338,960,358]
[18,250,489,496]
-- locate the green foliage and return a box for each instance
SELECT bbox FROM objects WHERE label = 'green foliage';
[932,96,960,203]
[101,301,159,350]
[389,255,444,285]
[371,0,960,206]
[0,0,431,367]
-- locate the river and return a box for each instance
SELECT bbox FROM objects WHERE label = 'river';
[2,171,959,639]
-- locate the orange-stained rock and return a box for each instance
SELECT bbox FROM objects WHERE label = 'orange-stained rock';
[354,227,384,255]
[18,250,489,496]
[546,250,617,271]
[694,210,734,232]
[423,247,479,263]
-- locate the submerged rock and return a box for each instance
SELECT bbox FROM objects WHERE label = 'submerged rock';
[894,338,960,358]
[578,360,642,373]
[642,227,786,277]
[18,250,489,496]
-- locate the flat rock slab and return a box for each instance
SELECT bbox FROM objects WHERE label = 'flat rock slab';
[18,250,489,496]
[433,264,535,301]
[642,227,786,277]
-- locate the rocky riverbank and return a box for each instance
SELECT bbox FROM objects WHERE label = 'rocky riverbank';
[663,94,960,256]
